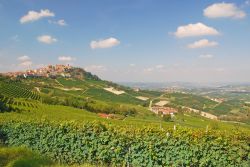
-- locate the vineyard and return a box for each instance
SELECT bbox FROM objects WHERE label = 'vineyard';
[0,95,14,112]
[0,75,250,166]
[0,121,249,166]
[0,81,40,100]
[165,92,218,112]
[0,94,40,113]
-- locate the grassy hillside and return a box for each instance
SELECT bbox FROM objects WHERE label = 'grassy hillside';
[164,92,218,111]
[0,146,97,167]
[158,92,250,123]
[1,96,249,131]
[0,146,54,167]
[1,74,250,123]
[0,81,40,100]
[0,71,250,166]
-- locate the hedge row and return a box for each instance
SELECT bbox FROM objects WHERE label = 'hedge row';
[0,121,249,166]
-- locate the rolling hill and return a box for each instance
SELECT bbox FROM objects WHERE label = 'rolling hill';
[0,65,250,166]
[1,65,250,124]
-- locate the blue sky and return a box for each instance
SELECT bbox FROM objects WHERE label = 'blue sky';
[0,0,250,82]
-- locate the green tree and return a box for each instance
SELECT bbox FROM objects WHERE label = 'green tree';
[162,114,171,122]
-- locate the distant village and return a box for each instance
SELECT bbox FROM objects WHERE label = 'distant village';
[1,64,72,79]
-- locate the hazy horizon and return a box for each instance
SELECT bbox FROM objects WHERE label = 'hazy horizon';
[1,0,250,82]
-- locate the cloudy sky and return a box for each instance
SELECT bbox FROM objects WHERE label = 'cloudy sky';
[0,0,250,83]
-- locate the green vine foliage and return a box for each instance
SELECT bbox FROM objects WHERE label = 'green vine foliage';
[0,121,249,167]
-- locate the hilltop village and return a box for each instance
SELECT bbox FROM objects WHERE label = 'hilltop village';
[1,64,72,78]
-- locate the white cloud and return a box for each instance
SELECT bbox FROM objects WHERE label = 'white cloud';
[58,56,75,62]
[144,68,154,72]
[20,9,55,24]
[187,39,218,49]
[20,61,32,67]
[37,35,57,44]
[49,19,67,26]
[17,55,32,67]
[90,37,120,49]
[199,54,214,59]
[129,64,136,67]
[17,55,30,61]
[204,3,246,19]
[85,65,107,72]
[174,22,220,38]
[143,65,165,73]
[56,19,67,26]
[246,0,250,5]
[10,35,20,42]
[155,65,164,69]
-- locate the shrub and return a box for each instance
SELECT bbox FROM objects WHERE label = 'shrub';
[162,114,172,122]
[0,121,249,166]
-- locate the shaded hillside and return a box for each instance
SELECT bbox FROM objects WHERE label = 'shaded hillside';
[68,67,100,80]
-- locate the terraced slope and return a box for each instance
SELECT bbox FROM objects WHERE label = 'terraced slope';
[0,81,40,100]
[164,92,218,111]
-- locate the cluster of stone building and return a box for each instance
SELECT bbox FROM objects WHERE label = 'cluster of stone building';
[2,64,72,78]
[150,100,178,116]
[151,106,177,115]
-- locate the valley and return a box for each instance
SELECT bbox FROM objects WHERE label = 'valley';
[0,65,250,166]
